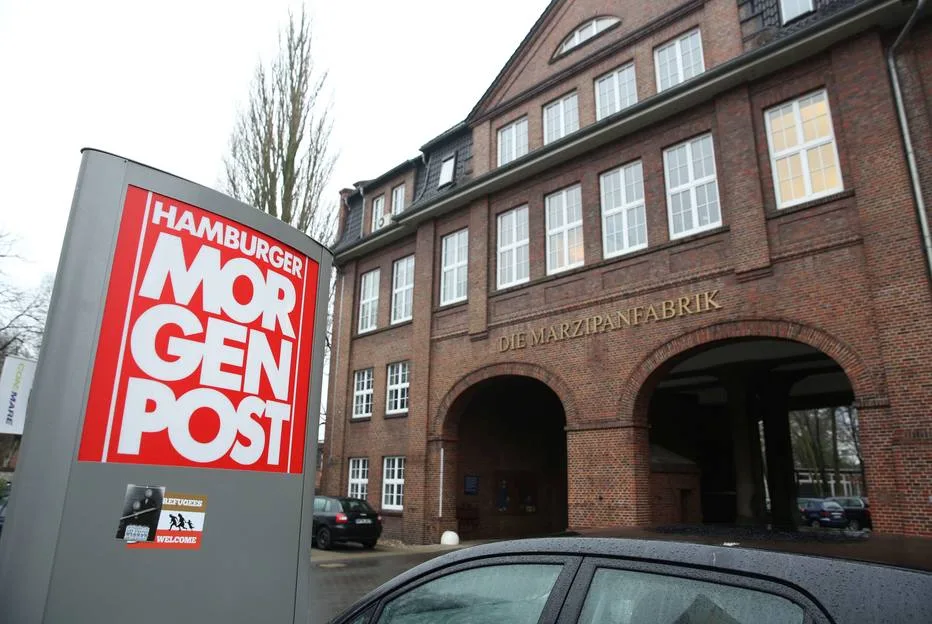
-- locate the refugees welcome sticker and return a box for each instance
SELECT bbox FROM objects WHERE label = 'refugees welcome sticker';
[79,186,319,474]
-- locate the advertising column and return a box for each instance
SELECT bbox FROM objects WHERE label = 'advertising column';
[0,150,331,624]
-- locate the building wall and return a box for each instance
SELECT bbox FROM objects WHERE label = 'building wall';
[651,471,703,525]
[362,169,417,237]
[324,11,932,542]
[474,0,743,176]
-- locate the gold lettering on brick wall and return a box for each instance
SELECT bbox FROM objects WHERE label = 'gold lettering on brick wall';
[497,290,722,353]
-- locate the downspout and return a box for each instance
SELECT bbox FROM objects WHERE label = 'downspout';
[331,270,344,463]
[887,0,932,279]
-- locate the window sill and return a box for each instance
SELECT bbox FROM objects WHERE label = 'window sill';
[497,278,530,291]
[766,189,855,219]
[546,262,585,277]
[385,411,409,420]
[389,319,414,329]
[349,416,372,424]
[781,10,816,27]
[380,509,403,517]
[669,221,723,242]
[434,299,468,314]
[353,321,413,340]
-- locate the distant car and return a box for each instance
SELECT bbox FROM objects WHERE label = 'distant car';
[328,535,932,623]
[799,498,847,528]
[313,496,382,550]
[827,496,872,531]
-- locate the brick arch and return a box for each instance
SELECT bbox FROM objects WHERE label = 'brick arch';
[434,361,578,438]
[617,318,883,425]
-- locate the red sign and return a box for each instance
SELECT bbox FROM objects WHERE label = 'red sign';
[78,186,318,473]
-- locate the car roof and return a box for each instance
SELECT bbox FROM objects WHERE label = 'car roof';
[335,535,932,624]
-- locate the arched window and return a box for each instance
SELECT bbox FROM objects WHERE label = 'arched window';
[557,16,620,56]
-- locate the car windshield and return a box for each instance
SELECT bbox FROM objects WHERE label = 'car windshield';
[340,499,375,513]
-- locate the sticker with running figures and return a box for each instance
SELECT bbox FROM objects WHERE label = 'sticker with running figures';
[117,486,208,550]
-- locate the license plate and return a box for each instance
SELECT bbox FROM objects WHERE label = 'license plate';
[356,518,372,524]
[832,513,842,518]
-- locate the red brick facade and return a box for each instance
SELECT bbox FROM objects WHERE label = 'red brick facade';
[323,0,932,543]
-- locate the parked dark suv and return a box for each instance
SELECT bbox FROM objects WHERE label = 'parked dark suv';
[828,496,872,531]
[799,498,848,528]
[312,496,382,550]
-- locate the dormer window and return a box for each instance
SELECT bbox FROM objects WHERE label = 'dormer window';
[371,195,386,232]
[558,16,619,56]
[438,155,456,187]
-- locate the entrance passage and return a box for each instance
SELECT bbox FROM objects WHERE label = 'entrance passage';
[646,338,859,528]
[451,376,567,540]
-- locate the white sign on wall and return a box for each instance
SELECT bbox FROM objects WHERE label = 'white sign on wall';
[0,355,37,435]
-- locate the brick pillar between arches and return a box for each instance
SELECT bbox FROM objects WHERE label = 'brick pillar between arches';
[567,426,651,530]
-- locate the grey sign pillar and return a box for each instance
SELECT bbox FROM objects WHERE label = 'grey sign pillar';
[0,150,331,624]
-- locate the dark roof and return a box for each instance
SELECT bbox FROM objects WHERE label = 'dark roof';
[743,0,861,46]
[357,157,419,194]
[409,128,473,211]
[332,127,473,254]
[332,191,365,253]
[420,121,469,151]
[332,0,893,259]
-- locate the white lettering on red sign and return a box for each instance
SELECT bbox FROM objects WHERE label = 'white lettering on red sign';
[79,187,319,473]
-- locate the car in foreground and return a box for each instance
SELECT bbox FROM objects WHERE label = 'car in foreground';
[327,532,932,623]
[827,496,872,531]
[799,498,847,528]
[313,495,382,550]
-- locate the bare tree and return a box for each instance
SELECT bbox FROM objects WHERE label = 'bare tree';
[223,9,337,245]
[0,232,50,359]
[223,9,338,442]
[0,231,52,471]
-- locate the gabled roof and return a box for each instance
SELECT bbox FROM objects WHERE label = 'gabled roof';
[465,0,563,123]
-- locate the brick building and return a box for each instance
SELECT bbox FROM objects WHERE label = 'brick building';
[321,0,932,543]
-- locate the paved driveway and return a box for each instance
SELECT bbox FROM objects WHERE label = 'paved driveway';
[309,544,462,622]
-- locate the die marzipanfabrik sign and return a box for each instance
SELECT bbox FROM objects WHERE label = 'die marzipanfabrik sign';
[78,186,319,473]
[497,290,722,352]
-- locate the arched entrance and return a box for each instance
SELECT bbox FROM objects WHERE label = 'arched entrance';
[639,337,863,529]
[442,375,568,540]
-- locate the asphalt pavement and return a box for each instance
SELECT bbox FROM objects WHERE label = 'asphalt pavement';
[309,542,465,623]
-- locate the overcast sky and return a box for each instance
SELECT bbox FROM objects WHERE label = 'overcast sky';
[0,0,551,289]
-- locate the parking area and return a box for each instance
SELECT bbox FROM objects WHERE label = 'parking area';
[309,540,475,621]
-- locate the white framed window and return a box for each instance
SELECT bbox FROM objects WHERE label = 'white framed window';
[391,255,415,324]
[780,0,814,24]
[348,457,369,499]
[386,361,410,414]
[765,89,843,209]
[497,206,530,289]
[371,195,386,231]
[655,29,704,92]
[543,92,579,145]
[498,117,529,166]
[358,269,380,333]
[352,368,374,418]
[391,184,406,215]
[596,63,637,121]
[558,16,620,55]
[664,134,721,239]
[382,456,406,511]
[440,229,468,305]
[601,160,647,258]
[545,185,584,274]
[438,155,456,187]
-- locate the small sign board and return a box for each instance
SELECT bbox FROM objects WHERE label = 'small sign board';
[0,355,36,435]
